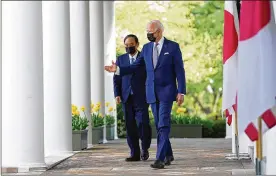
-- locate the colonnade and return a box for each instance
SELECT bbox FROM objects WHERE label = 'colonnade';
[1,1,115,171]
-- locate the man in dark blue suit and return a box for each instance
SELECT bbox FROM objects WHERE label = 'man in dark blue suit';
[113,34,152,162]
[105,20,186,169]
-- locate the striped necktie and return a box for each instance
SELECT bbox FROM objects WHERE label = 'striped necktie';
[153,43,159,68]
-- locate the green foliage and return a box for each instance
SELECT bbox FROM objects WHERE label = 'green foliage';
[171,115,202,125]
[72,115,89,131]
[116,103,127,138]
[106,115,115,126]
[211,120,226,137]
[191,1,224,37]
[118,103,225,138]
[91,114,104,128]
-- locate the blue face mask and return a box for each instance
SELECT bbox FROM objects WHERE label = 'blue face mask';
[125,46,136,54]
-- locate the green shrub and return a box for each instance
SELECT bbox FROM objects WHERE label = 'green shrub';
[116,103,226,138]
[91,113,104,128]
[72,115,89,131]
[116,103,126,138]
[211,119,226,137]
[71,104,89,131]
[106,115,115,126]
[201,118,226,138]
[201,118,214,137]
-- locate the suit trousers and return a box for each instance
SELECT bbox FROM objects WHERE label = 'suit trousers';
[150,101,173,161]
[122,95,152,157]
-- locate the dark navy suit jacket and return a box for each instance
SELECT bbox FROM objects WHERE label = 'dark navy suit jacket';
[113,52,147,105]
[119,38,186,103]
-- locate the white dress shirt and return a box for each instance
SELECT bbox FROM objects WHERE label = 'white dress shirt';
[153,36,165,56]
[129,51,139,63]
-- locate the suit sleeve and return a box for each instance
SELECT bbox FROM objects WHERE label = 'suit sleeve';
[118,48,145,76]
[113,58,122,97]
[173,44,186,94]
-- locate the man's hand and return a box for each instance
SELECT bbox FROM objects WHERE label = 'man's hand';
[104,60,117,73]
[115,96,121,104]
[176,93,184,106]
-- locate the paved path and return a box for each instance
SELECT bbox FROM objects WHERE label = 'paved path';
[41,138,254,176]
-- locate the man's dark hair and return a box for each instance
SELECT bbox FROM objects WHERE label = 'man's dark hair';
[124,34,139,44]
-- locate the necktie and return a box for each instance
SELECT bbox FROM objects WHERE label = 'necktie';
[130,57,135,95]
[130,57,135,65]
[153,43,159,68]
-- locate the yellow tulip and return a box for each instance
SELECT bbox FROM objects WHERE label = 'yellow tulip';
[72,104,77,111]
[108,107,113,112]
[80,106,85,112]
[93,106,100,112]
[99,113,103,117]
[105,102,110,107]
[75,110,80,116]
[91,103,94,109]
[72,109,78,115]
[176,107,186,114]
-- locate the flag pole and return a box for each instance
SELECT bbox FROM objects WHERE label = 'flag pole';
[235,0,240,160]
[234,110,239,159]
[256,116,263,175]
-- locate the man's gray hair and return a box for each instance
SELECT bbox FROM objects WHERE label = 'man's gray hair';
[147,20,164,32]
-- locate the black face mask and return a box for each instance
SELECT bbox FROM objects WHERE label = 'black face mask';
[125,46,136,54]
[147,33,156,42]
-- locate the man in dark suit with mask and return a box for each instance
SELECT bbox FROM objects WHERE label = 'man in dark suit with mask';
[106,21,186,169]
[113,34,152,162]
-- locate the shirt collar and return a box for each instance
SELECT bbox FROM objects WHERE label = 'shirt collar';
[155,36,165,46]
[129,51,139,59]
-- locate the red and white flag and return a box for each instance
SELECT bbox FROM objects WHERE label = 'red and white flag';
[238,1,276,141]
[222,1,239,125]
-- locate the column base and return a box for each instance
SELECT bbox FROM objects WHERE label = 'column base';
[232,169,255,175]
[45,152,74,170]
[2,153,75,174]
[87,144,94,149]
[225,153,251,160]
[102,139,108,144]
[2,162,47,173]
[225,135,232,139]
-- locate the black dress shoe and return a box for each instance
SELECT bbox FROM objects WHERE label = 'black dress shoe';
[125,156,141,162]
[164,156,174,165]
[150,160,165,169]
[141,151,149,161]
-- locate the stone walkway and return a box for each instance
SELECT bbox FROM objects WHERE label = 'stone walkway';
[4,138,255,176]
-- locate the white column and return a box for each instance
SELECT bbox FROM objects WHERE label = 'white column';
[2,1,45,168]
[104,1,118,140]
[89,2,106,142]
[239,133,252,154]
[265,127,276,174]
[70,1,92,147]
[43,1,72,156]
